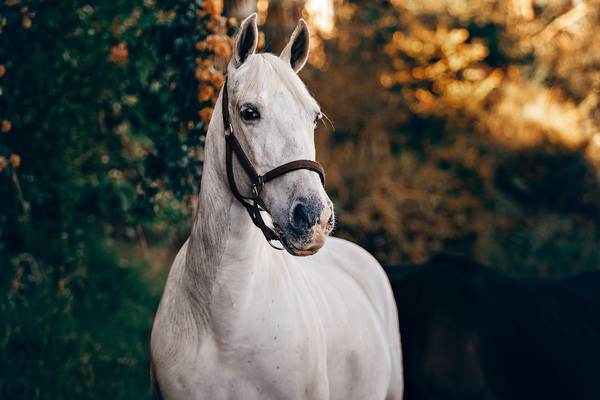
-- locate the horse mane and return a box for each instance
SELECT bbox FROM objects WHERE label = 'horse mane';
[232,53,320,115]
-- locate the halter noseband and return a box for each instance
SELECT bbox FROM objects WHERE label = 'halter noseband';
[221,77,326,248]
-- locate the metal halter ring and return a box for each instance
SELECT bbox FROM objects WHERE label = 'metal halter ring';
[251,177,264,198]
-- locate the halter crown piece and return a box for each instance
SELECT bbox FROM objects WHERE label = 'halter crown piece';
[221,77,326,249]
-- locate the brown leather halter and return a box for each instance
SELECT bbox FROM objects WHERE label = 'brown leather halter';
[221,77,326,248]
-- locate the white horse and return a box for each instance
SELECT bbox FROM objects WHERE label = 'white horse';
[150,14,403,400]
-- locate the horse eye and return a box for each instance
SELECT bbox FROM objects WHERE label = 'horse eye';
[241,105,260,121]
[314,112,323,125]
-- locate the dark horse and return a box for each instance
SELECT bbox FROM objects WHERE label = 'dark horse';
[385,256,600,400]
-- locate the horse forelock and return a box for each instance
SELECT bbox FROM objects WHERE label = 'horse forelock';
[231,53,319,115]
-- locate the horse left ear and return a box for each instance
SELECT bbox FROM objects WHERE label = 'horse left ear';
[231,13,259,69]
[280,19,310,73]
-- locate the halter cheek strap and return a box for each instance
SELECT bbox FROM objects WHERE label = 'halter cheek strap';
[221,77,326,247]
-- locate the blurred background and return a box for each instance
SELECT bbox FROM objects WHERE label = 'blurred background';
[1,0,599,398]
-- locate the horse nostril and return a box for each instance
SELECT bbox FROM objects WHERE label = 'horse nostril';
[290,197,322,231]
[293,203,308,225]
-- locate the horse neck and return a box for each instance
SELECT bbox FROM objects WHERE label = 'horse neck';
[183,94,269,327]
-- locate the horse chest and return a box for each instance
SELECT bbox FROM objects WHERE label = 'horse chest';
[163,325,330,400]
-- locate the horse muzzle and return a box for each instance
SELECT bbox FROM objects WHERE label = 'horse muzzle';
[275,197,334,256]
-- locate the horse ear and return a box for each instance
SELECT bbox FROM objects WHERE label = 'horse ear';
[280,19,310,73]
[231,13,258,69]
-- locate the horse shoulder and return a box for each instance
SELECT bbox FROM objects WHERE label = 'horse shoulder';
[152,240,191,334]
[308,236,400,351]
[316,237,403,399]
[320,237,395,311]
[150,240,208,394]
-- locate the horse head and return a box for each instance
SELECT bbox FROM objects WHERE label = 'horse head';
[224,14,334,256]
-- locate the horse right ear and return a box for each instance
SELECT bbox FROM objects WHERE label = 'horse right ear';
[230,13,258,69]
[280,19,310,73]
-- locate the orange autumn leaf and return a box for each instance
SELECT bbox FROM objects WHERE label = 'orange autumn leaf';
[1,120,11,132]
[9,154,20,168]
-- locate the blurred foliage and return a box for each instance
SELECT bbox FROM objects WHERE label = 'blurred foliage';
[2,242,165,399]
[0,0,234,398]
[303,0,600,274]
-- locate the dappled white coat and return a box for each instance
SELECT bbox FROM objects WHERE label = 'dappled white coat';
[150,14,403,400]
